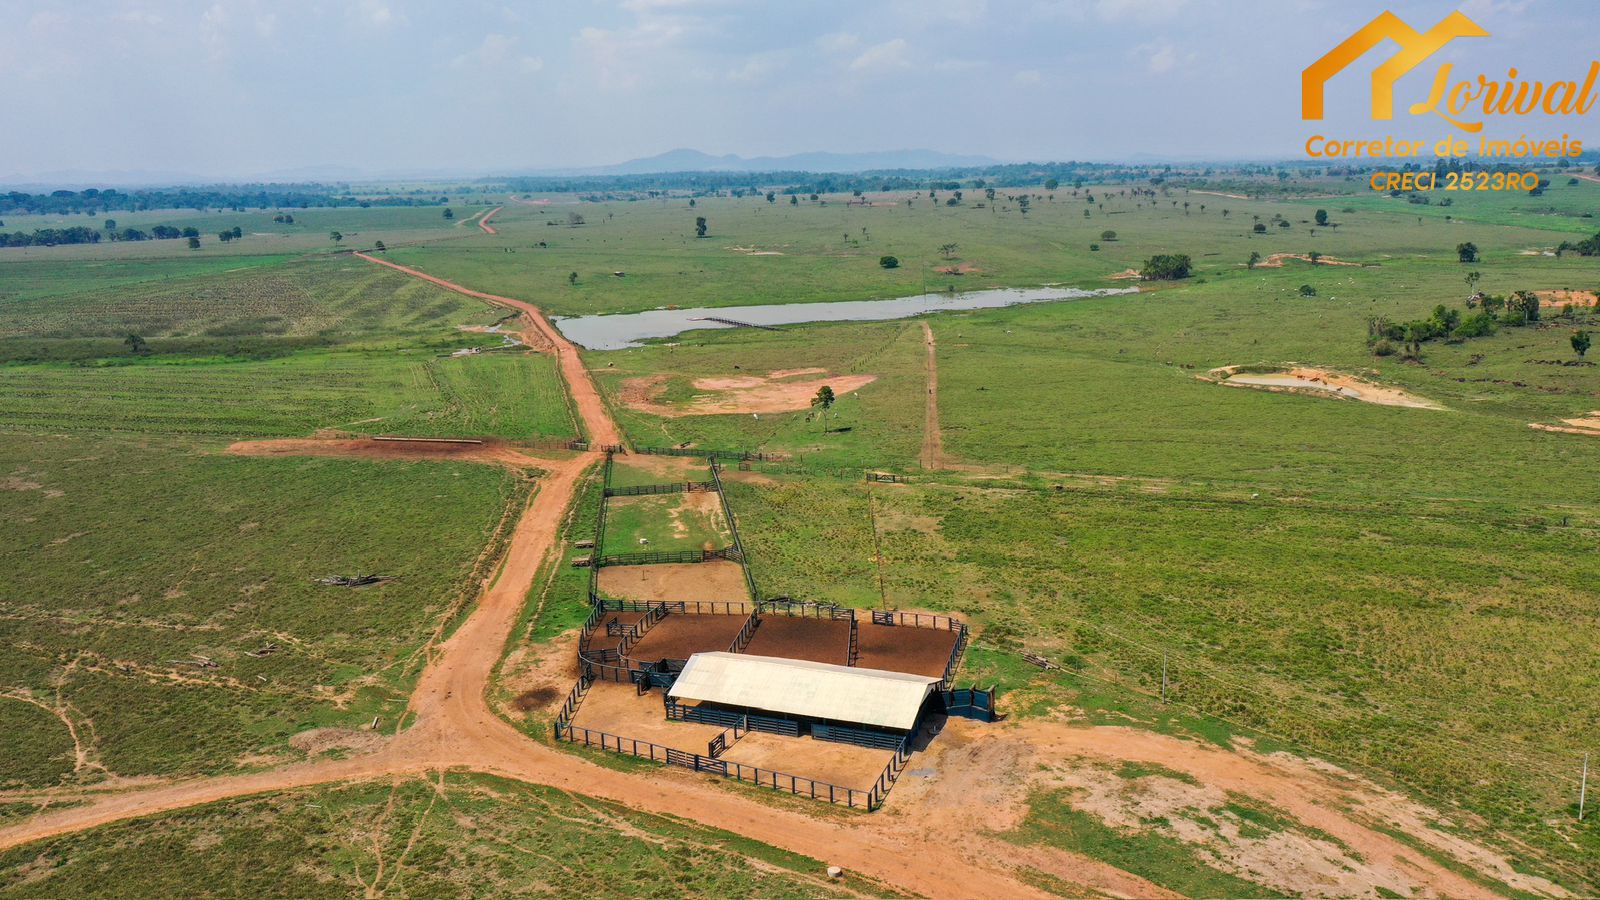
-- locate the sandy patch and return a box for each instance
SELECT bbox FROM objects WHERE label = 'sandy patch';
[768,367,826,379]
[1108,268,1142,280]
[619,370,877,417]
[1206,366,1442,410]
[597,560,750,603]
[1535,289,1599,308]
[1189,189,1250,200]
[1248,253,1365,269]
[1531,411,1600,436]
[935,263,983,275]
[728,246,785,256]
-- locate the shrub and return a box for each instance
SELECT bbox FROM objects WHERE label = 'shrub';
[1298,284,1317,297]
[1373,339,1395,356]
[1139,253,1192,281]
[878,255,899,269]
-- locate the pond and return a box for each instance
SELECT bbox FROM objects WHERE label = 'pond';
[551,285,1138,350]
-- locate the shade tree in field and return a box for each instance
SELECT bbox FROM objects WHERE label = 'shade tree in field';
[695,216,707,238]
[811,385,836,433]
[443,208,454,219]
[1139,253,1192,281]
[1247,251,1261,269]
[1457,241,1479,263]
[939,243,959,259]
[1573,330,1591,358]
[879,256,899,269]
[1100,230,1117,242]
[330,231,343,242]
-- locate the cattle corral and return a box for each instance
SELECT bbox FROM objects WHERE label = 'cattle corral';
[560,449,988,810]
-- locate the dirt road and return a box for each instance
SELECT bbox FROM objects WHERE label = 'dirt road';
[477,206,501,235]
[919,321,944,470]
[0,257,1563,899]
[352,252,621,449]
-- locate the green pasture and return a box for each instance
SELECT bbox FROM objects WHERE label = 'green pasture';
[0,432,528,779]
[0,774,852,899]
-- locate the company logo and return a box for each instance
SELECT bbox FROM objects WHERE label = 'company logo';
[1303,11,1487,122]
[1301,10,1594,166]
[1303,10,1597,134]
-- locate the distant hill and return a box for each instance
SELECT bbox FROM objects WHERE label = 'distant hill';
[564,148,1002,176]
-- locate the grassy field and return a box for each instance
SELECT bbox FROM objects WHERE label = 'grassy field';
[601,492,732,556]
[0,773,857,898]
[0,432,528,780]
[380,180,1599,316]
[7,171,1600,889]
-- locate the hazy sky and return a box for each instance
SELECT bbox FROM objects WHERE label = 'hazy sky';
[0,0,1592,179]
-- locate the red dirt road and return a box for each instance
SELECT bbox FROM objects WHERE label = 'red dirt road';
[0,256,1558,900]
[477,206,502,234]
[352,251,620,449]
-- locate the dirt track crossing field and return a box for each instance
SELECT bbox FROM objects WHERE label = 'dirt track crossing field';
[0,241,1568,900]
[920,320,944,470]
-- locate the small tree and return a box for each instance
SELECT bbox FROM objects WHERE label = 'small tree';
[879,255,899,269]
[1315,209,1329,226]
[124,334,148,355]
[938,242,959,259]
[373,240,386,252]
[1308,251,1322,265]
[811,385,836,433]
[1100,230,1117,242]
[186,236,201,249]
[218,231,233,243]
[443,208,454,219]
[1457,241,1479,263]
[330,231,343,243]
[1299,284,1318,297]
[1573,330,1592,358]
[568,271,578,285]
[695,216,707,238]
[1253,222,1267,234]
[231,226,242,240]
[1464,270,1481,296]
[1247,251,1262,269]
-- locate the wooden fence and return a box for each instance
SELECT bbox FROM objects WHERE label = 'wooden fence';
[597,546,743,567]
[604,481,715,497]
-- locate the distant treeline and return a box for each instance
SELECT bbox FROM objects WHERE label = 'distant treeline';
[0,223,211,247]
[0,185,452,215]
[502,161,1172,195]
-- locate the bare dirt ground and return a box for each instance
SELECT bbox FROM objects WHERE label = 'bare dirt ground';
[620,371,877,417]
[728,245,785,256]
[226,436,549,470]
[1207,365,1443,410]
[1531,410,1600,436]
[854,622,958,679]
[742,616,851,665]
[624,613,749,664]
[0,247,1567,900]
[934,262,982,275]
[919,321,944,470]
[597,561,750,603]
[1248,252,1366,269]
[718,731,891,791]
[890,717,1568,899]
[477,206,501,235]
[1535,288,1599,308]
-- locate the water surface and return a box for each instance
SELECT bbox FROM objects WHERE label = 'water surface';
[552,285,1137,350]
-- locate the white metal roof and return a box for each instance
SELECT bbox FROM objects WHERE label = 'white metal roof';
[668,652,939,731]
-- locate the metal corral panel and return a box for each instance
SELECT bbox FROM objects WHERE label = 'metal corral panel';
[668,652,938,731]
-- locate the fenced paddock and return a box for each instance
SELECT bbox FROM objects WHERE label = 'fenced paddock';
[624,612,752,666]
[742,615,852,666]
[853,620,961,679]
